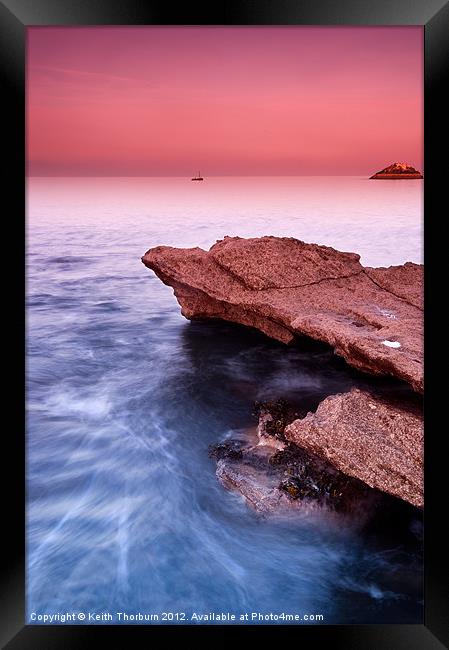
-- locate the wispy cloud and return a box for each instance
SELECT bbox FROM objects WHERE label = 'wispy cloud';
[30,64,146,85]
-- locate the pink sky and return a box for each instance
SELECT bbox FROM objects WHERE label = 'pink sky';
[27,26,423,176]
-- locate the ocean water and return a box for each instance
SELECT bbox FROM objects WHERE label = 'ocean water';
[27,176,423,624]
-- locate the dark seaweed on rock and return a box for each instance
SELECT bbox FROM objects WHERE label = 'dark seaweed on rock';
[208,440,245,461]
[253,399,306,441]
[273,443,372,513]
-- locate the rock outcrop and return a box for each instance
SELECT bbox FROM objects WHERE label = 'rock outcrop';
[142,236,423,392]
[209,433,376,515]
[370,162,423,179]
[285,388,423,508]
[209,390,423,511]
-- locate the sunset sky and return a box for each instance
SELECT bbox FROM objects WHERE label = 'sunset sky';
[27,26,423,176]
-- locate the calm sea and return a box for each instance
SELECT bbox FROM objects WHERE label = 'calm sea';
[26,176,423,624]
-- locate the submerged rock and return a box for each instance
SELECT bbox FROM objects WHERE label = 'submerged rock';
[284,388,423,508]
[213,438,375,515]
[142,236,423,392]
[215,445,291,514]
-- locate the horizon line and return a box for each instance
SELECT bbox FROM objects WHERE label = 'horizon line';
[26,173,411,179]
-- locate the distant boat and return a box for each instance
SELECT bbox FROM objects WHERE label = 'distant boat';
[191,171,204,181]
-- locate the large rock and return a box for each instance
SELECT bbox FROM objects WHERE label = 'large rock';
[142,236,423,392]
[284,388,423,508]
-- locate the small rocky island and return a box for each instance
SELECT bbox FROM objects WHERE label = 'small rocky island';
[142,236,423,514]
[370,162,423,179]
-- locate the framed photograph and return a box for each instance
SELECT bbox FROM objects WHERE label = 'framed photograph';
[2,0,448,647]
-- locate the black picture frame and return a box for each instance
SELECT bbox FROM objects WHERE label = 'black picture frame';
[2,0,448,647]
